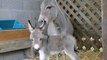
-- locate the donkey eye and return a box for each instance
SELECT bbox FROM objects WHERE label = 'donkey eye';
[40,38,42,41]
[46,6,53,9]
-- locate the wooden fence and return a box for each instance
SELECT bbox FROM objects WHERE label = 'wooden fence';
[56,0,102,51]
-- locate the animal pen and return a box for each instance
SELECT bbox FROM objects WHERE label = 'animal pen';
[0,0,103,60]
[34,0,103,60]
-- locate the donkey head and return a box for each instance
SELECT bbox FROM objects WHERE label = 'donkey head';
[28,20,45,51]
[38,0,58,29]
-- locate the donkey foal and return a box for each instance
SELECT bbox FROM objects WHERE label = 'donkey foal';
[28,21,79,60]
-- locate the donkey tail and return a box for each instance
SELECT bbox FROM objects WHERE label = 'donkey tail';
[74,46,78,52]
[74,40,79,52]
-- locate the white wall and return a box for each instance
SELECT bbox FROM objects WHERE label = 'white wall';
[0,0,43,27]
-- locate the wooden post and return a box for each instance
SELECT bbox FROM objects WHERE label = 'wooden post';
[103,0,107,60]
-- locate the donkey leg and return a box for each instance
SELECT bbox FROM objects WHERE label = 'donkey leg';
[63,35,79,60]
[64,50,79,60]
[39,50,49,60]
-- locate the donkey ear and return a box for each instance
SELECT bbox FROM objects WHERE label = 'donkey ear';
[28,20,34,32]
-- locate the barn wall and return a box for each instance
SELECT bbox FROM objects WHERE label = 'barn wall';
[0,0,43,27]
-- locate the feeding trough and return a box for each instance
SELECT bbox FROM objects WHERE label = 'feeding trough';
[0,20,30,42]
[0,20,32,60]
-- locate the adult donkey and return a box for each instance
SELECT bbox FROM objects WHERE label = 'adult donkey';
[37,0,74,36]
[28,20,79,60]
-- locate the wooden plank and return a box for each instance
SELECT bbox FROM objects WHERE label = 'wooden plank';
[103,0,107,59]
[0,40,32,53]
[0,29,30,42]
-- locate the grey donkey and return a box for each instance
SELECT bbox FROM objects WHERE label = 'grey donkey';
[28,20,79,60]
[37,0,74,36]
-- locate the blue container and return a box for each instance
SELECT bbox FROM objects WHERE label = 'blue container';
[0,20,26,30]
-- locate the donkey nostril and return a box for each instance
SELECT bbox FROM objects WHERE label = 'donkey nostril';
[41,20,43,23]
[44,20,46,24]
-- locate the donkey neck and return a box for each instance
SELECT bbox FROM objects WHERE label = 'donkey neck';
[48,21,59,36]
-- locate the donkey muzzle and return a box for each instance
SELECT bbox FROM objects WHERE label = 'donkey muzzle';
[35,48,40,52]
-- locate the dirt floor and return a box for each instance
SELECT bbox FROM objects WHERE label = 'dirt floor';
[33,50,103,60]
[78,50,103,60]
